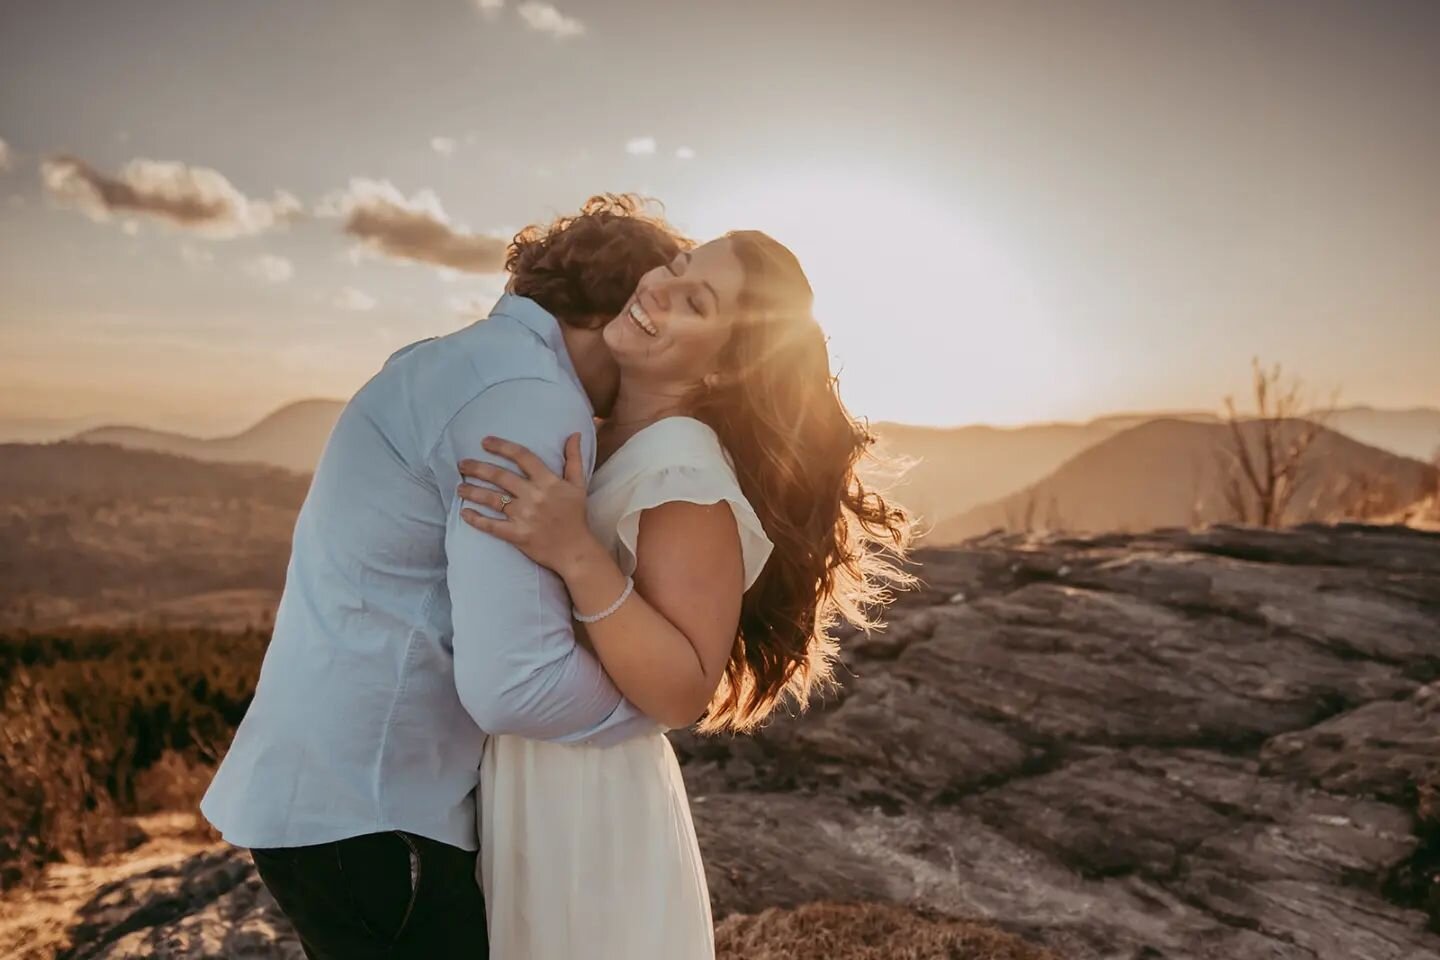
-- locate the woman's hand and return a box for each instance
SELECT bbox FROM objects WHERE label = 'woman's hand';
[456,433,606,579]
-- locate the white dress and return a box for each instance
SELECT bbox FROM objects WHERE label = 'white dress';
[479,416,774,960]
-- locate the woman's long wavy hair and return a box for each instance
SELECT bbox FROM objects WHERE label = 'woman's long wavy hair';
[689,231,913,734]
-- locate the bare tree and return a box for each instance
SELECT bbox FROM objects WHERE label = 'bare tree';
[1217,359,1335,529]
[1042,494,1067,533]
[1333,469,1405,522]
[1004,489,1040,533]
[1003,489,1066,534]
[1430,445,1440,523]
[1187,457,1207,529]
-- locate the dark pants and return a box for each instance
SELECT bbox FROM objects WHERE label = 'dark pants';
[251,831,488,960]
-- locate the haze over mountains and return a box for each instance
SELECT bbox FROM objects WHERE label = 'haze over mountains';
[930,418,1438,543]
[0,442,309,630]
[1,398,1436,630]
[0,415,107,445]
[6,400,1432,482]
[70,400,344,475]
[873,405,1440,536]
[3,399,1436,530]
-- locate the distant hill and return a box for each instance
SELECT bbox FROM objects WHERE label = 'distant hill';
[0,442,309,629]
[871,420,1125,533]
[1323,405,1440,462]
[871,411,1224,531]
[928,418,1439,543]
[874,405,1437,532]
[0,415,105,444]
[73,399,343,474]
[43,399,1440,534]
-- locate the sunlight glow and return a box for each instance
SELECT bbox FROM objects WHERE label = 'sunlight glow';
[683,170,1071,426]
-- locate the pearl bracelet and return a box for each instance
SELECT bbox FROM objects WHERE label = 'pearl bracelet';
[572,576,635,624]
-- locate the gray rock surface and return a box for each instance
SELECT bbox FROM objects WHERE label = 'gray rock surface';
[59,524,1440,959]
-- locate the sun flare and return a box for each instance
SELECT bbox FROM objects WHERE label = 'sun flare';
[683,170,1069,426]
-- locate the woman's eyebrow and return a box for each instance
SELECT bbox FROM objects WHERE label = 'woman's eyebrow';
[681,254,721,305]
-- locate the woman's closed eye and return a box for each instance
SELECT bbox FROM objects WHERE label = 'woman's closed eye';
[663,265,705,314]
[664,255,712,315]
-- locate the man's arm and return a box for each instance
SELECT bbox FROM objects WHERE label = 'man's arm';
[431,377,644,741]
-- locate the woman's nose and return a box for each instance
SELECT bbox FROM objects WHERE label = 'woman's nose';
[649,283,673,311]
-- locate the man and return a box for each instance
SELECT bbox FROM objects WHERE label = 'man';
[201,195,686,958]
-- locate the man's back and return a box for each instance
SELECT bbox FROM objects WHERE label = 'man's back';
[202,295,648,852]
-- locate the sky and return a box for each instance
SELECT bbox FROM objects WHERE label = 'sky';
[1,0,1438,436]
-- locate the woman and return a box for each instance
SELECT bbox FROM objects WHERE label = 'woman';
[455,231,911,958]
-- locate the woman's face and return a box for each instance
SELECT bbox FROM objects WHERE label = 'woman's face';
[603,237,747,387]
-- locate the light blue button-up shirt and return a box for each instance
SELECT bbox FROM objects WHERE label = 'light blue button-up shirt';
[201,294,651,852]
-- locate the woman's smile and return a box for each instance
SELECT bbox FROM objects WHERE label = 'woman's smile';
[628,299,659,337]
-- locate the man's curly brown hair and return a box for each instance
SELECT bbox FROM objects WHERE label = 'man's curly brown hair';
[505,194,691,329]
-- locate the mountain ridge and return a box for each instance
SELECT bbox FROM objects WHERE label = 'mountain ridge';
[72,399,344,474]
[929,417,1438,543]
[25,400,1440,535]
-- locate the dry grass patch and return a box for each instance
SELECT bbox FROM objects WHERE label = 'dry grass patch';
[716,902,1058,960]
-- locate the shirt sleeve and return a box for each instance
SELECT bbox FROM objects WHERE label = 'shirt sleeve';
[430,377,648,742]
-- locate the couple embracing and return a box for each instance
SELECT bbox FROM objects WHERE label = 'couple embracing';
[201,195,910,959]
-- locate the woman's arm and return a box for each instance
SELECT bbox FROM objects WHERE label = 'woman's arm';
[561,500,743,729]
[456,435,744,729]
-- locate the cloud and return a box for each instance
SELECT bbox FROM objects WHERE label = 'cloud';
[431,136,457,158]
[40,155,301,238]
[0,138,11,173]
[625,136,657,156]
[475,0,504,17]
[179,243,214,268]
[517,2,584,38]
[121,220,140,236]
[320,178,508,274]
[675,146,696,161]
[244,254,294,284]
[333,287,378,312]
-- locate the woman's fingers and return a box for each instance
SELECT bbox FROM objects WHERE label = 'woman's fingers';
[481,437,555,484]
[456,483,508,514]
[456,458,533,497]
[562,433,584,486]
[460,508,522,543]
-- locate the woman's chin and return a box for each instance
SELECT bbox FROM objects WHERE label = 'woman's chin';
[601,319,628,353]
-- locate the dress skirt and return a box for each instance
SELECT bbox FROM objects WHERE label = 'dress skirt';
[480,731,715,959]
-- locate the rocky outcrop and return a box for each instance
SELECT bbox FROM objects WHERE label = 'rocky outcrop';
[55,524,1440,959]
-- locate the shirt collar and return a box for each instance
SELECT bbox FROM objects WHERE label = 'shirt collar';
[489,293,594,416]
